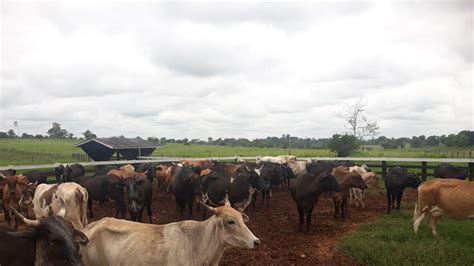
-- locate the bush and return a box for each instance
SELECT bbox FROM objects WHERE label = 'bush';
[327,134,359,157]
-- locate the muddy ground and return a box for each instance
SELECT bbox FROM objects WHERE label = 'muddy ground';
[1,187,417,265]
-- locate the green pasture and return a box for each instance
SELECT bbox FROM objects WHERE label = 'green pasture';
[0,139,473,166]
[339,203,474,265]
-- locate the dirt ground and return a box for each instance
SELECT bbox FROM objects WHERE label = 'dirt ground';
[1,187,417,265]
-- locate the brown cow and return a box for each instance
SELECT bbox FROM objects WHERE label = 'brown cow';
[155,163,177,193]
[331,166,368,218]
[413,178,474,236]
[2,174,29,228]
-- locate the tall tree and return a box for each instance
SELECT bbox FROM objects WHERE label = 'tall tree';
[82,129,97,140]
[47,122,68,138]
[336,98,379,140]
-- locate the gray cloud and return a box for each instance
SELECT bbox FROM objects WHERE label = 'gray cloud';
[0,1,472,140]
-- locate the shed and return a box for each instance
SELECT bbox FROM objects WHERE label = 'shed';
[74,137,158,161]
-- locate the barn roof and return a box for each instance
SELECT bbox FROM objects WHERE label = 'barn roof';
[74,137,158,149]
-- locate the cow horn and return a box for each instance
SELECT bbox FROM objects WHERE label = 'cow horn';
[224,194,231,207]
[200,202,217,214]
[11,207,40,227]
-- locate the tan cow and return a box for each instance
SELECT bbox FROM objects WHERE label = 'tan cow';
[287,161,307,176]
[348,165,379,208]
[81,199,260,266]
[413,178,474,236]
[32,182,89,229]
[331,166,368,218]
[155,164,177,192]
[2,174,29,228]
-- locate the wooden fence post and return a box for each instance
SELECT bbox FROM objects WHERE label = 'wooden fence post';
[469,162,474,181]
[382,161,387,178]
[421,161,427,181]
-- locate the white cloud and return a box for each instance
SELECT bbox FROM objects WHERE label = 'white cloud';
[0,1,472,139]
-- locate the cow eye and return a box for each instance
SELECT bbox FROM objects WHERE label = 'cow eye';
[226,220,236,225]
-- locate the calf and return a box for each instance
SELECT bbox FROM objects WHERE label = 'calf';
[385,167,422,213]
[81,199,259,265]
[0,207,88,266]
[331,166,368,218]
[19,181,38,218]
[2,174,29,228]
[290,172,341,231]
[434,163,469,180]
[155,163,176,193]
[124,173,153,223]
[32,182,89,229]
[413,178,474,236]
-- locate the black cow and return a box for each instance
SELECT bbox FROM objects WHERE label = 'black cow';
[124,174,153,223]
[74,175,127,218]
[0,208,88,266]
[257,162,285,206]
[1,169,17,176]
[135,163,156,183]
[385,167,422,213]
[306,161,336,176]
[281,164,296,190]
[23,171,48,184]
[290,172,341,231]
[434,163,469,180]
[63,164,86,182]
[171,165,199,218]
[200,169,266,217]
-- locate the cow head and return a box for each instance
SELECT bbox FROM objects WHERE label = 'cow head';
[201,198,260,249]
[407,172,422,188]
[247,170,267,191]
[19,181,38,207]
[5,175,29,199]
[55,165,65,181]
[124,175,147,217]
[349,172,368,190]
[8,207,88,266]
[317,172,342,192]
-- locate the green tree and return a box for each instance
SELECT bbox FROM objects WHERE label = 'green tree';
[7,129,17,138]
[327,134,359,157]
[47,122,68,138]
[82,130,97,140]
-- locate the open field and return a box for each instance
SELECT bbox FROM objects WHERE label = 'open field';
[1,139,473,166]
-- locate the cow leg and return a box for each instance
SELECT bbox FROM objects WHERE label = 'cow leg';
[413,205,426,234]
[251,192,258,211]
[361,190,366,209]
[261,191,265,205]
[297,206,305,232]
[341,198,347,219]
[386,190,392,214]
[333,200,339,218]
[396,190,404,211]
[349,189,354,207]
[306,206,314,232]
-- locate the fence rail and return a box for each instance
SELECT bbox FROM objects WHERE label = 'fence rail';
[2,156,474,180]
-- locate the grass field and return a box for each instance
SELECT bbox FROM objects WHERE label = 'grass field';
[339,203,474,265]
[0,139,473,166]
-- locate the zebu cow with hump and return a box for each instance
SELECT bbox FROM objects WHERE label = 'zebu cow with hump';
[413,178,474,236]
[81,199,260,266]
[33,182,88,229]
[0,207,88,266]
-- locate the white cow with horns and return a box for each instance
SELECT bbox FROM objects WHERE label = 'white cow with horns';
[80,197,260,266]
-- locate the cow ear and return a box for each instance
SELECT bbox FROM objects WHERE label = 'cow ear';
[74,230,89,245]
[8,230,36,238]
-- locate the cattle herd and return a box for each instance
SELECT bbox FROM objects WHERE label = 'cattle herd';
[0,156,472,265]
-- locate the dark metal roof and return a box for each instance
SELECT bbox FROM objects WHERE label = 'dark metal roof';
[74,137,158,149]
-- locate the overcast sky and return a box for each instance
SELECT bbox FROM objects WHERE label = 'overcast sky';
[1,1,472,140]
